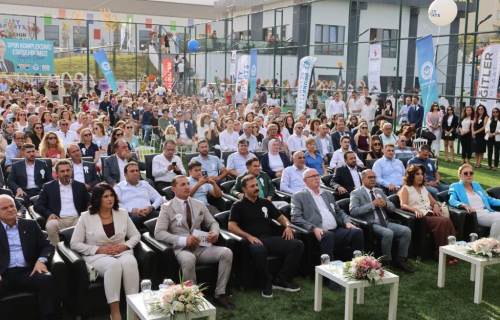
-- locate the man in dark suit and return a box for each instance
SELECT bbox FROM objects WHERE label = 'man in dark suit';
[329,151,363,199]
[0,194,57,320]
[408,96,424,130]
[67,143,99,190]
[330,118,356,151]
[0,39,15,72]
[7,143,52,201]
[174,111,195,148]
[103,139,143,186]
[34,160,89,245]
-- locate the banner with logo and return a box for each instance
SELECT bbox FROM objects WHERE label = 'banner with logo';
[236,54,250,99]
[295,56,317,116]
[229,50,237,81]
[476,44,500,115]
[416,35,438,123]
[0,38,54,74]
[368,42,382,93]
[249,48,258,101]
[93,49,117,91]
[162,57,174,90]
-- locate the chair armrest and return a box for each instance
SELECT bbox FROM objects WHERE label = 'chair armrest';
[222,193,239,203]
[273,191,291,202]
[391,209,415,221]
[349,217,370,228]
[56,242,83,265]
[56,242,90,291]
[141,232,170,253]
[134,241,157,280]
[49,251,69,300]
[28,205,46,229]
[289,223,309,234]
[220,229,243,242]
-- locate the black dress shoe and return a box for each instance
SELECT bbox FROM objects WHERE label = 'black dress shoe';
[393,258,415,273]
[214,294,236,310]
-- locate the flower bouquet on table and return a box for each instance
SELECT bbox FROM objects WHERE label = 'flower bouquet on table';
[467,238,500,258]
[149,280,207,317]
[344,254,385,284]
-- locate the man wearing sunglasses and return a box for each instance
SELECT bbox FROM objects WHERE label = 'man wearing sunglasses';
[55,119,78,148]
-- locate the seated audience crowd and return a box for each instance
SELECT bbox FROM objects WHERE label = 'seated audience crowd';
[1,80,499,320]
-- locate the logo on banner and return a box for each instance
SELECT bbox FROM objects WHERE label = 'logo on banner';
[102,62,111,71]
[421,62,434,81]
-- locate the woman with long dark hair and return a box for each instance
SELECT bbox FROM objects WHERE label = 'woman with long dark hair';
[472,105,488,168]
[442,106,459,162]
[485,107,500,170]
[458,105,474,164]
[366,136,383,160]
[26,122,45,150]
[71,183,140,320]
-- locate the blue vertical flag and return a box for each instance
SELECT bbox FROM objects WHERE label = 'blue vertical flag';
[93,49,117,92]
[416,35,438,126]
[249,48,258,101]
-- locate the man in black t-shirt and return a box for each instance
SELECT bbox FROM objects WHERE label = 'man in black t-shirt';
[228,174,304,299]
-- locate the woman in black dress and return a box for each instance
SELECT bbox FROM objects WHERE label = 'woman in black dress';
[472,105,488,168]
[485,107,500,170]
[458,105,474,164]
[441,106,459,162]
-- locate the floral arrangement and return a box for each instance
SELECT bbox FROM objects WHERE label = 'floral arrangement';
[147,280,207,317]
[344,254,384,283]
[467,238,500,258]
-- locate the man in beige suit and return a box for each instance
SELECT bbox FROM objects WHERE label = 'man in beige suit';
[154,175,235,310]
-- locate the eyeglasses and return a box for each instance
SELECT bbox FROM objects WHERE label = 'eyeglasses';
[126,126,133,129]
[373,143,381,146]
[361,127,367,129]
[34,126,43,129]
[60,123,68,126]
[48,136,57,140]
[116,133,124,137]
[400,140,407,143]
[83,133,92,137]
[305,174,320,179]
[463,171,474,176]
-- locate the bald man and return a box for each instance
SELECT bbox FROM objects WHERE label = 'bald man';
[280,151,307,194]
[0,195,57,319]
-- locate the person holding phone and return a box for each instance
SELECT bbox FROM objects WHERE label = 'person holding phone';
[152,140,185,191]
[188,161,223,215]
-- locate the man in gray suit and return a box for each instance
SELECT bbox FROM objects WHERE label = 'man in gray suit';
[103,139,142,186]
[349,169,414,273]
[154,175,235,309]
[291,168,364,261]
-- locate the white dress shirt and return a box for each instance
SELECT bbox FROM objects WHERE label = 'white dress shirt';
[59,182,79,217]
[172,197,194,248]
[280,165,306,194]
[152,154,186,183]
[239,133,258,152]
[306,187,337,230]
[227,152,256,176]
[117,156,127,183]
[114,180,164,212]
[73,162,85,184]
[219,130,240,152]
[56,130,79,148]
[287,134,306,153]
[349,166,362,190]
[329,149,364,168]
[325,99,347,118]
[26,162,36,189]
[319,136,330,156]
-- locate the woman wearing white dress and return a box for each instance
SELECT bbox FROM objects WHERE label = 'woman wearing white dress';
[426,103,443,157]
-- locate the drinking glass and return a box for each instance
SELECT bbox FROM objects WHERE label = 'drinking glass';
[447,235,456,245]
[320,254,330,265]
[469,233,478,243]
[353,250,362,258]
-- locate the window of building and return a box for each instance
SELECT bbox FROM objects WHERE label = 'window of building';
[314,24,345,55]
[139,30,152,50]
[262,25,287,42]
[44,25,59,47]
[370,28,399,58]
[73,26,87,48]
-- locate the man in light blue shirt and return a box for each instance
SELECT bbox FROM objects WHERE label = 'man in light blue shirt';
[191,140,228,182]
[372,144,405,195]
[5,131,25,168]
[188,161,223,215]
[114,162,163,228]
[280,151,307,194]
[226,139,256,177]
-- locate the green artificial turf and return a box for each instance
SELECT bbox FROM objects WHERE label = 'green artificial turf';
[217,260,500,320]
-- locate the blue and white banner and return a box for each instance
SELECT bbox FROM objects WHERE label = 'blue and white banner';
[0,38,54,74]
[416,35,438,124]
[93,49,117,92]
[476,44,500,116]
[249,48,258,101]
[236,54,250,99]
[295,56,317,116]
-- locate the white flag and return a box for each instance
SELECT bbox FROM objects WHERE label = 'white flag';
[368,42,382,94]
[476,44,500,115]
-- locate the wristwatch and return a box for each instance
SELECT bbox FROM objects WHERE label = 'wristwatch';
[37,257,48,264]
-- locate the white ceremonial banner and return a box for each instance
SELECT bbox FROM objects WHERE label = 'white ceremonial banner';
[236,54,250,99]
[295,56,317,116]
[368,42,382,94]
[230,50,237,80]
[476,44,500,115]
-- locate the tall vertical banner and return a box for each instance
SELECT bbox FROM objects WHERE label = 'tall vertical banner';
[93,49,117,92]
[229,50,237,81]
[162,57,174,90]
[236,54,250,99]
[368,42,382,93]
[416,35,438,124]
[476,44,500,115]
[295,56,317,116]
[249,48,258,101]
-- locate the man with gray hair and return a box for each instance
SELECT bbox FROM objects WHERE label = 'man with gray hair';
[239,122,258,152]
[379,123,398,146]
[280,151,307,194]
[291,168,364,263]
[349,169,414,272]
[287,122,306,153]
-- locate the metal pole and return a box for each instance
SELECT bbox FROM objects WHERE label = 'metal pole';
[205,23,208,86]
[224,19,228,87]
[86,20,91,93]
[273,9,277,94]
[395,0,403,128]
[158,26,162,86]
[459,0,470,106]
[280,9,283,106]
[183,26,187,94]
[345,0,353,102]
[135,23,138,95]
[247,15,250,50]
[470,0,480,106]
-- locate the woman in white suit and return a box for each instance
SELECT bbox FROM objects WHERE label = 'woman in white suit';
[71,183,140,320]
